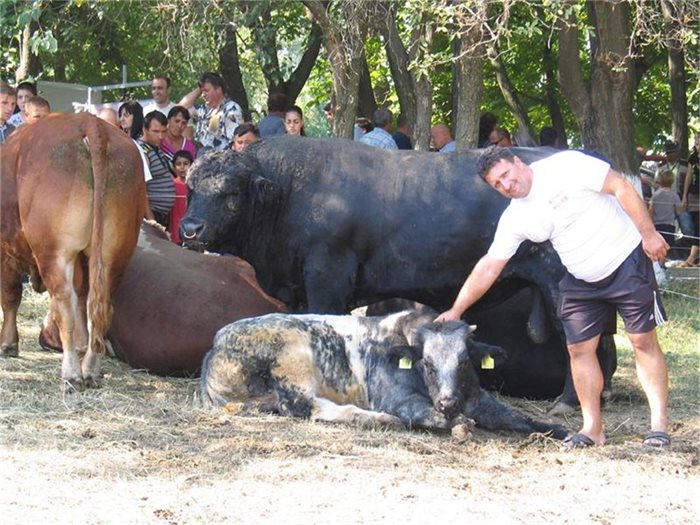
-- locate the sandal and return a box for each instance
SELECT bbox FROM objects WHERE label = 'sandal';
[642,431,671,448]
[562,433,595,449]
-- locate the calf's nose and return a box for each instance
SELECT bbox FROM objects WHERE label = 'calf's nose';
[437,396,459,417]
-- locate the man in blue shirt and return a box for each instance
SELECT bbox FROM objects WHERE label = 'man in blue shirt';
[359,108,398,150]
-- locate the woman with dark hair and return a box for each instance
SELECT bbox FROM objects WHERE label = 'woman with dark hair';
[285,105,306,137]
[118,100,144,140]
[8,81,37,128]
[161,105,197,158]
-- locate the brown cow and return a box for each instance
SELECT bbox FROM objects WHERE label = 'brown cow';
[40,222,286,376]
[1,113,145,390]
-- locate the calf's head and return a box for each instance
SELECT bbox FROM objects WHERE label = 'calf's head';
[414,321,507,418]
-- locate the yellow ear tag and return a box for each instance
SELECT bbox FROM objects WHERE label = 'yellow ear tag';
[481,355,495,370]
[399,357,413,369]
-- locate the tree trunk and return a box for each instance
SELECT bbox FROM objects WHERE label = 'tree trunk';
[238,1,323,106]
[661,0,688,157]
[542,35,568,148]
[452,3,487,150]
[219,26,250,119]
[380,3,432,149]
[558,2,636,173]
[303,0,367,139]
[487,44,535,146]
[16,22,41,81]
[357,53,377,119]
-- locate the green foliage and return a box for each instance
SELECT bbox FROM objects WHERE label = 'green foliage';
[1,0,696,149]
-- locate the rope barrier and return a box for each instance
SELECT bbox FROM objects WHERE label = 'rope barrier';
[659,287,700,301]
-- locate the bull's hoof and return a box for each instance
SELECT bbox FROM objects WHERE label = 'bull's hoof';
[83,376,102,389]
[1,343,19,358]
[547,400,577,416]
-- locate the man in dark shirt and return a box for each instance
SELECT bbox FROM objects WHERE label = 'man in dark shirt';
[138,112,176,227]
[392,113,412,150]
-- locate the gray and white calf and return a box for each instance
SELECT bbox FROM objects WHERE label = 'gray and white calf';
[200,311,567,438]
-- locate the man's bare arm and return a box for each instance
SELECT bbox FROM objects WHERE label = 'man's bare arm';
[601,169,668,261]
[178,87,202,112]
[435,254,509,322]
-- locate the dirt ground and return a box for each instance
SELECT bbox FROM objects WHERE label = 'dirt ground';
[1,286,698,525]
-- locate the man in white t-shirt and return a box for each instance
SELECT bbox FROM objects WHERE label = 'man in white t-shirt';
[436,147,671,449]
[143,76,177,118]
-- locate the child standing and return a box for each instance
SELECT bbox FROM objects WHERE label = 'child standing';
[169,150,194,245]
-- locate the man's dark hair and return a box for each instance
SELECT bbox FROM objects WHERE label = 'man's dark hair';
[199,72,226,94]
[539,126,559,147]
[234,122,259,138]
[16,81,37,96]
[153,75,171,88]
[144,110,167,129]
[396,113,408,128]
[266,93,288,113]
[476,145,516,179]
[373,108,393,129]
[167,105,190,122]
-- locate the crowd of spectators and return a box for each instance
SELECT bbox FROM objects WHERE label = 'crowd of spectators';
[1,74,697,264]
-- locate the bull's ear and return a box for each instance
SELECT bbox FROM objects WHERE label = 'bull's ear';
[249,176,277,203]
[387,345,423,363]
[468,341,508,367]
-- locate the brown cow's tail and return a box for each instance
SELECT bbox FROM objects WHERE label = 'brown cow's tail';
[84,116,112,358]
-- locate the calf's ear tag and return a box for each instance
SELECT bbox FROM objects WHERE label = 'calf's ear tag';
[399,357,413,369]
[481,355,495,370]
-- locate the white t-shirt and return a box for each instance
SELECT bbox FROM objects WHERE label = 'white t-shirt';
[143,101,177,118]
[132,139,152,182]
[488,150,641,282]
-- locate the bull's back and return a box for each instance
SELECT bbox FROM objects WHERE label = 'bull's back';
[257,140,516,302]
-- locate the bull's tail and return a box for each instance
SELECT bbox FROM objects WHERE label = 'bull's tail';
[84,116,112,359]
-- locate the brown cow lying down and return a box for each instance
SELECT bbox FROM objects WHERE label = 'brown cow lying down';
[1,113,145,390]
[40,222,286,376]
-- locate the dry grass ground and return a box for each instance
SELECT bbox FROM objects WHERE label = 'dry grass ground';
[1,278,698,525]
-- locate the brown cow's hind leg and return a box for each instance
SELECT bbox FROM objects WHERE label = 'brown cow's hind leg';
[0,254,22,357]
[42,257,85,391]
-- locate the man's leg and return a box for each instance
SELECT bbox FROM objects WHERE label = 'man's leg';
[567,334,605,445]
[627,330,668,437]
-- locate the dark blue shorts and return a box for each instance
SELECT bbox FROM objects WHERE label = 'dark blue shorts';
[557,244,667,345]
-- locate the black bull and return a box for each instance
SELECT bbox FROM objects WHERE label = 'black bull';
[180,138,617,409]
